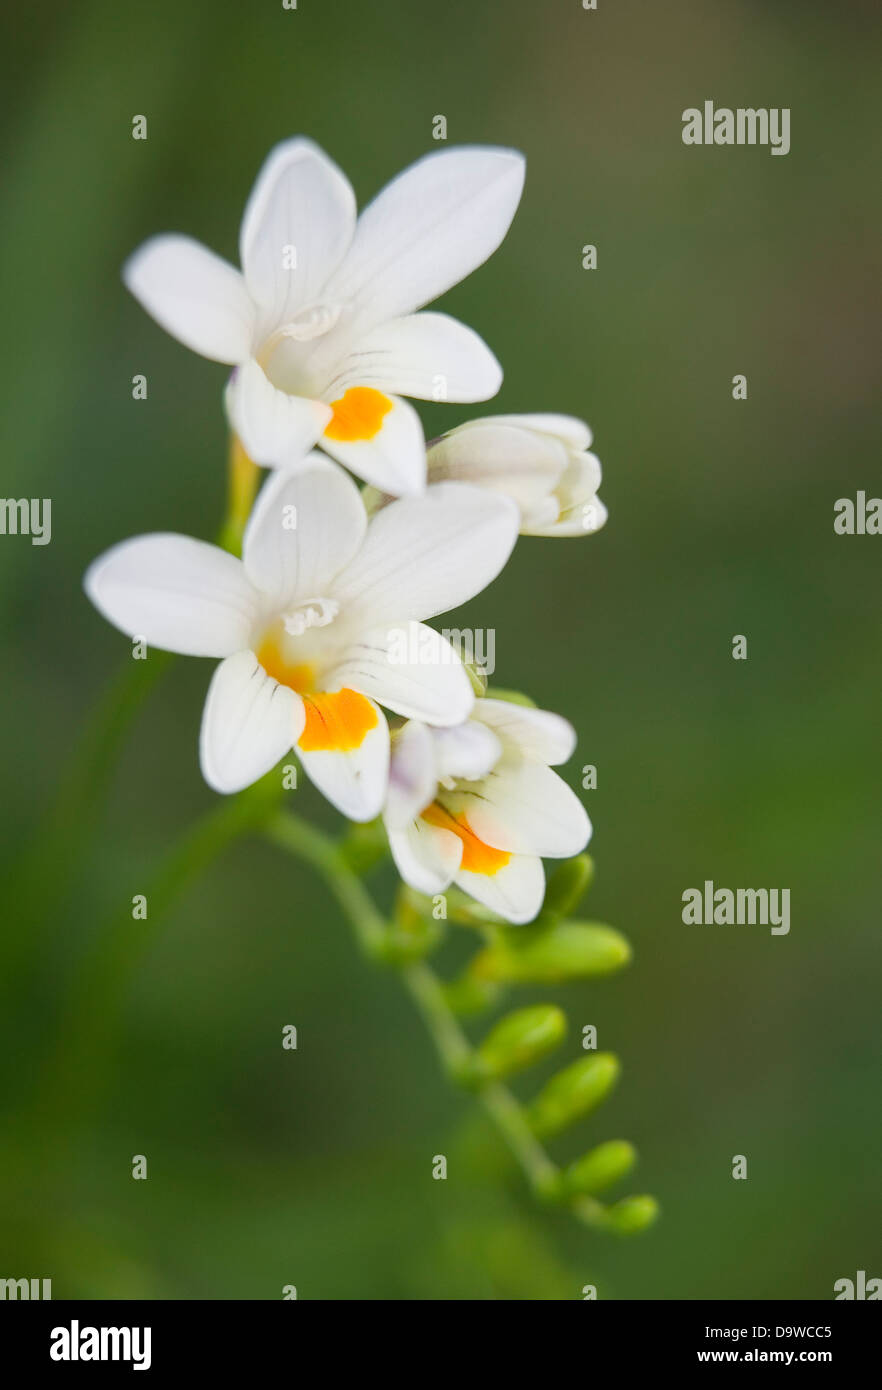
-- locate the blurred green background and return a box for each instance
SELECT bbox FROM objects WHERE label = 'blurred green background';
[1,0,880,1300]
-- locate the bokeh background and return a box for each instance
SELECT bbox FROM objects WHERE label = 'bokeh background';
[1,0,880,1300]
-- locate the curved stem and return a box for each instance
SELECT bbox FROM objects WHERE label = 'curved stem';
[480,1080,561,1198]
[398,958,473,1075]
[264,810,388,958]
[400,960,560,1198]
[265,809,562,1204]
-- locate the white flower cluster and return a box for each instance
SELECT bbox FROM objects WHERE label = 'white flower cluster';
[86,139,606,923]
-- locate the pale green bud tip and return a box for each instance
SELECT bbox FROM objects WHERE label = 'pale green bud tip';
[564,1140,637,1196]
[604,1194,660,1235]
[527,1053,621,1138]
[465,660,488,697]
[359,484,388,516]
[471,921,631,985]
[474,1004,567,1080]
[482,686,538,708]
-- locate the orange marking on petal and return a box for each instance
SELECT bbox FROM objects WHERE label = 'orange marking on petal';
[324,386,392,442]
[421,802,511,877]
[256,632,315,695]
[298,689,378,753]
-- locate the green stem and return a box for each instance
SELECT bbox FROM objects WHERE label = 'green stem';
[399,958,473,1075]
[401,961,560,1199]
[265,810,562,1204]
[264,810,388,958]
[571,1195,611,1230]
[480,1080,561,1198]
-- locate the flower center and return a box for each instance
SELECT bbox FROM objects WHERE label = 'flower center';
[281,596,339,638]
[263,304,342,353]
[256,306,344,392]
[255,619,379,754]
[284,303,343,341]
[255,617,326,693]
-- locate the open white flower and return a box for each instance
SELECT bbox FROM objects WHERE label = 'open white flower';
[84,458,518,820]
[384,697,591,924]
[427,413,607,536]
[124,138,525,495]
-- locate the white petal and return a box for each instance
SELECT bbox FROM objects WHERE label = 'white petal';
[323,146,525,333]
[430,720,502,783]
[84,534,257,657]
[427,421,567,511]
[296,696,389,822]
[561,450,602,498]
[123,235,255,364]
[454,761,591,858]
[239,137,356,322]
[319,392,425,495]
[242,457,366,607]
[525,450,605,536]
[385,720,437,829]
[227,359,332,468]
[389,818,462,895]
[326,623,474,725]
[474,698,576,765]
[519,495,561,530]
[456,854,545,926]
[332,483,518,627]
[330,313,502,403]
[527,495,608,538]
[200,651,303,794]
[483,413,593,451]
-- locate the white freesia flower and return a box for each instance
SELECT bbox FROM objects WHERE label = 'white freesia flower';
[384,697,591,924]
[84,458,518,820]
[124,138,525,495]
[427,413,607,536]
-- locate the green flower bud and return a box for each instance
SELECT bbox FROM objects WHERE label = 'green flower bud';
[602,1194,660,1235]
[542,855,595,917]
[471,921,631,984]
[563,1140,636,1196]
[475,1005,567,1080]
[527,1053,621,1138]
